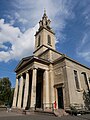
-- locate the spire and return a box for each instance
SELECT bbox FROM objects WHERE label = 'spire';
[39,9,51,30]
[44,8,46,15]
[43,8,47,18]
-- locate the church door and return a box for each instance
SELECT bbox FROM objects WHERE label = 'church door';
[57,87,64,109]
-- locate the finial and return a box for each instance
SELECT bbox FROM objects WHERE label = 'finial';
[44,8,46,14]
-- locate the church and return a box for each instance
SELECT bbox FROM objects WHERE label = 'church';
[12,11,90,111]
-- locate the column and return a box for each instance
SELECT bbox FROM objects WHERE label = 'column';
[17,75,24,108]
[12,77,19,108]
[49,65,55,103]
[45,70,49,108]
[23,71,29,109]
[30,68,37,108]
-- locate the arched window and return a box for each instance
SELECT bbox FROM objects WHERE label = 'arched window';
[47,35,51,45]
[37,35,41,47]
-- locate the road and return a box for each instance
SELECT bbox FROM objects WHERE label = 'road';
[0,111,90,120]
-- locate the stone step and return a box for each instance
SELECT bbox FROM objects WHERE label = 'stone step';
[34,110,55,116]
[11,108,24,114]
[54,109,68,117]
[12,108,69,117]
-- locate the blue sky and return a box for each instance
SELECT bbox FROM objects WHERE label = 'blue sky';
[0,0,90,87]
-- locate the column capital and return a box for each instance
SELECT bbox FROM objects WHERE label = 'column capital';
[16,76,18,79]
[45,68,49,71]
[25,70,29,73]
[20,73,23,76]
[32,66,38,70]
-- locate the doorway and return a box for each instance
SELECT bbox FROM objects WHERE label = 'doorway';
[57,87,64,109]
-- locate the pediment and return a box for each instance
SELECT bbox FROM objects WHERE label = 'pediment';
[15,56,33,72]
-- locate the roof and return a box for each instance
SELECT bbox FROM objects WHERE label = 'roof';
[53,54,90,70]
[15,48,90,72]
[15,56,33,72]
[33,44,63,55]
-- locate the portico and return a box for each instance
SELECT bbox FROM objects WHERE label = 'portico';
[12,58,51,110]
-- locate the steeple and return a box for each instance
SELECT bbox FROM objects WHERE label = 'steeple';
[34,10,55,56]
[43,8,47,17]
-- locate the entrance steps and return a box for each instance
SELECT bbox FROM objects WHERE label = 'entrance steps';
[54,109,68,117]
[11,108,68,117]
[26,108,68,117]
[11,108,54,116]
[11,108,24,114]
[34,109,55,116]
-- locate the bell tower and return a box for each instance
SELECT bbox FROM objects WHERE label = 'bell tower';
[34,10,55,56]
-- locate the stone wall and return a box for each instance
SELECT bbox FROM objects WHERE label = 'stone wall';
[65,59,90,106]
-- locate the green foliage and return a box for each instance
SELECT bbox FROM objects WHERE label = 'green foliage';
[0,77,14,107]
[83,90,90,110]
[70,105,77,111]
[10,88,14,107]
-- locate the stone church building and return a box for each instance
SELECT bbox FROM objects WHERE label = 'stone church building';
[12,11,90,111]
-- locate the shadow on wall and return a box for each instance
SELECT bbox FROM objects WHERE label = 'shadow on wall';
[83,90,90,110]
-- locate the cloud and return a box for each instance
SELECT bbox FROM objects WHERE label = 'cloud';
[0,19,22,44]
[0,0,76,62]
[12,0,75,40]
[82,1,90,26]
[5,12,28,26]
[77,32,90,62]
[14,12,28,24]
[0,19,39,62]
[0,44,8,50]
[76,1,90,62]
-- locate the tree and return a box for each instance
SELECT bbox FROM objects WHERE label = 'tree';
[0,77,12,106]
[83,90,90,110]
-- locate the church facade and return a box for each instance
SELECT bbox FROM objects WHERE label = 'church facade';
[12,11,90,111]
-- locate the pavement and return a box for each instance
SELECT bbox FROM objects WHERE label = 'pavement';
[0,111,90,120]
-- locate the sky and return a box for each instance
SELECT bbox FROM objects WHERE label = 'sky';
[0,0,90,87]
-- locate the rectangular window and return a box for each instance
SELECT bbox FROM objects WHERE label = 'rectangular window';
[74,70,80,89]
